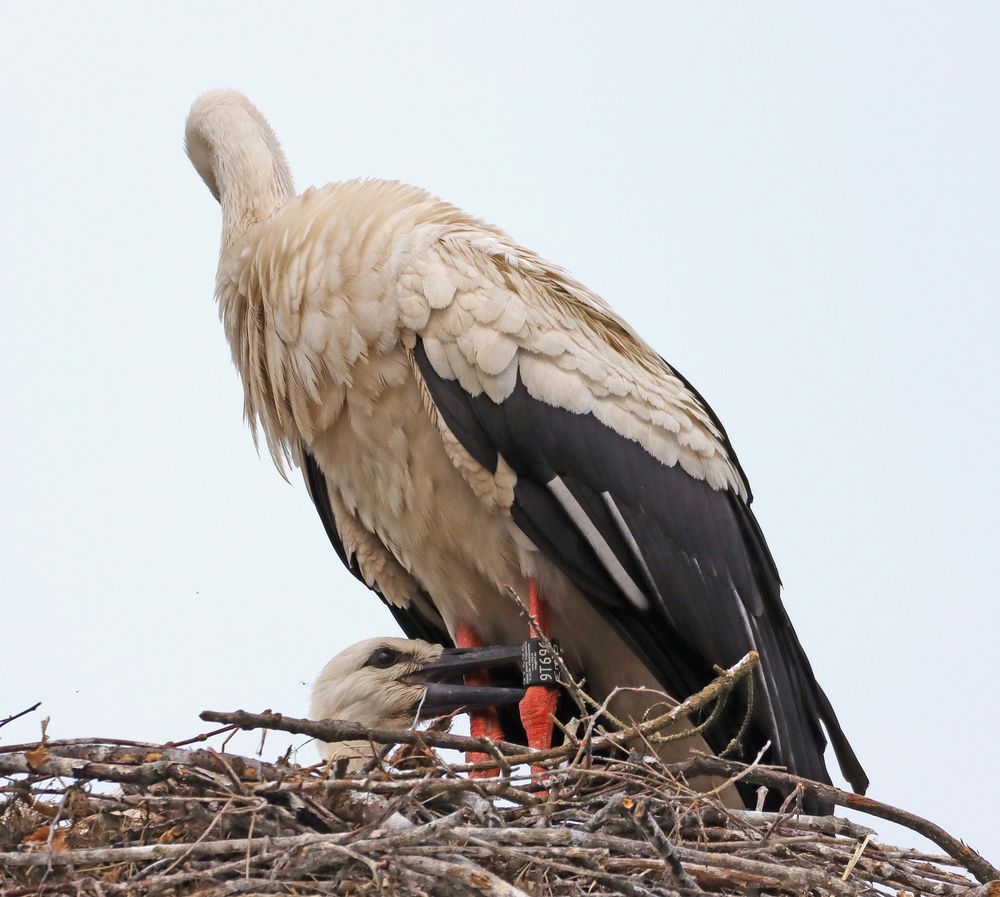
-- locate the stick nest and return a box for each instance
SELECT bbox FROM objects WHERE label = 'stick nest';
[2,662,997,897]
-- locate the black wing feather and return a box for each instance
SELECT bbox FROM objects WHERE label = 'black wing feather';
[414,341,867,810]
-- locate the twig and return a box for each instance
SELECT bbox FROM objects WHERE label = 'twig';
[397,855,532,897]
[0,702,41,730]
[0,750,229,790]
[164,724,240,749]
[200,709,528,759]
[630,798,699,891]
[842,833,871,880]
[0,832,334,867]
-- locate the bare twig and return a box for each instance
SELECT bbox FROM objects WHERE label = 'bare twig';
[0,702,41,730]
[164,724,240,749]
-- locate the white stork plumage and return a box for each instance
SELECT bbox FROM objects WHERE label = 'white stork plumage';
[186,89,867,810]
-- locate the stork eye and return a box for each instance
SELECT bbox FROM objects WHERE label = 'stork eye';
[367,647,400,669]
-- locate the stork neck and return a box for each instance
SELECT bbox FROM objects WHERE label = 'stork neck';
[217,141,293,246]
[191,106,295,248]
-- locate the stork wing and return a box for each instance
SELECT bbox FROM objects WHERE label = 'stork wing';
[404,233,867,798]
[300,447,452,646]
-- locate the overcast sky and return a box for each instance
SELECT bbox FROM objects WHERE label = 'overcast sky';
[2,1,998,864]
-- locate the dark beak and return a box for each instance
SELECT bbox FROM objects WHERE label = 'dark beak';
[406,645,526,718]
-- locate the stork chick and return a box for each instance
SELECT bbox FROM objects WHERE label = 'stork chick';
[310,636,522,769]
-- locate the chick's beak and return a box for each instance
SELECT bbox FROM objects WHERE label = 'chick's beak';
[406,645,525,717]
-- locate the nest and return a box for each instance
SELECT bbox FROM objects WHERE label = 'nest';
[2,656,997,897]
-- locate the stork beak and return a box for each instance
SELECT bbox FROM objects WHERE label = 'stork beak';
[406,645,526,717]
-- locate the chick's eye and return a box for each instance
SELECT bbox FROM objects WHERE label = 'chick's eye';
[368,647,399,669]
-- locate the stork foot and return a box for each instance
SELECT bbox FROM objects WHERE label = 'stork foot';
[522,577,559,779]
[519,684,559,753]
[467,707,504,779]
[455,622,503,778]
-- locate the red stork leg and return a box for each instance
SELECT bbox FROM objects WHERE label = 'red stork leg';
[454,622,503,778]
[519,577,559,772]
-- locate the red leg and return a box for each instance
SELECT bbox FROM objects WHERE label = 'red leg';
[520,577,559,770]
[454,622,503,778]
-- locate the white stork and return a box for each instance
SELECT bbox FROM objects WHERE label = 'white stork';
[186,90,867,810]
[310,636,522,769]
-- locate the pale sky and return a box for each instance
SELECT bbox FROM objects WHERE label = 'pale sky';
[2,2,998,863]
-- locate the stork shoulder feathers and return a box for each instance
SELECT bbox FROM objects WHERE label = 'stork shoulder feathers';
[402,236,748,498]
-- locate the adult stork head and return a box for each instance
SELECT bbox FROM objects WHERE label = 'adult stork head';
[185,90,294,246]
[310,637,523,766]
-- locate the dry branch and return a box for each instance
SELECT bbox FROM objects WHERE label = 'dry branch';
[0,703,41,731]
